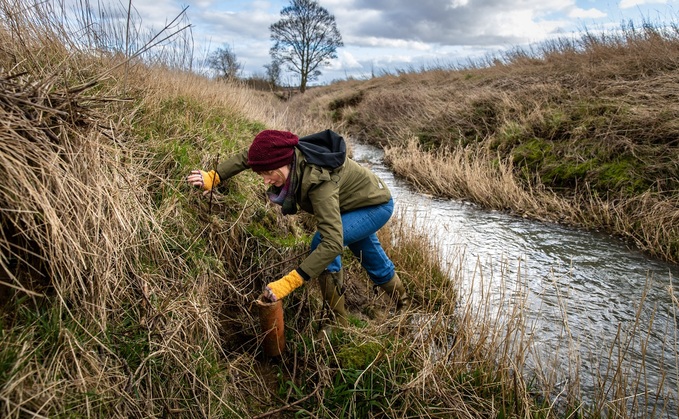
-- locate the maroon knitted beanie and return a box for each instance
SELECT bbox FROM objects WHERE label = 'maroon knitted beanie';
[247,130,299,172]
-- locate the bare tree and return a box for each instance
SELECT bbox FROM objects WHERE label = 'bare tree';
[206,44,242,81]
[264,60,282,89]
[269,0,343,93]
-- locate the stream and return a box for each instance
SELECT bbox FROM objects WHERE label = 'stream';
[351,141,679,415]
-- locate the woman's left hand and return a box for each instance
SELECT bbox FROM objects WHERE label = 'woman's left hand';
[262,286,278,302]
[264,270,304,302]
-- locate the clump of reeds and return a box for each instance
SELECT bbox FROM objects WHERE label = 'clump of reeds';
[0,58,259,417]
[0,1,263,416]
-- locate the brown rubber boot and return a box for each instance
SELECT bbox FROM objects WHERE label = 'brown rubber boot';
[318,270,349,328]
[379,273,411,311]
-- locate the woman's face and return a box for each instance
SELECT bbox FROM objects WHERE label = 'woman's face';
[258,165,290,187]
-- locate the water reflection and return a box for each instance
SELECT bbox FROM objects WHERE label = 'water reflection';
[352,141,679,413]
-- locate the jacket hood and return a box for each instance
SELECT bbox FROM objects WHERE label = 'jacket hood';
[297,129,346,170]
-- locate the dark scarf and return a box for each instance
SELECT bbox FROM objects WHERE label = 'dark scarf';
[266,153,298,215]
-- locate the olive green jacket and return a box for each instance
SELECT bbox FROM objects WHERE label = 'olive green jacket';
[216,148,391,280]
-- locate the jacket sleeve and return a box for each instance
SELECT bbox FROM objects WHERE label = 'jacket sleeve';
[298,168,344,279]
[215,149,250,181]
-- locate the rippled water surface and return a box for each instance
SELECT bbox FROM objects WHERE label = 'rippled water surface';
[352,141,679,413]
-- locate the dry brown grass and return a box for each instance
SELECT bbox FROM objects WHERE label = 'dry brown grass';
[0,1,280,416]
[383,138,569,220]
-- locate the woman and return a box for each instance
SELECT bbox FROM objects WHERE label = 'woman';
[187,129,410,329]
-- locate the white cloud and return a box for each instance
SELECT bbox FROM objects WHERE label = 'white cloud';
[447,0,470,8]
[470,9,568,45]
[326,50,362,70]
[346,36,432,51]
[620,0,669,8]
[568,7,607,19]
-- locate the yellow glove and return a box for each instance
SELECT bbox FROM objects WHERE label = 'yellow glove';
[200,170,220,191]
[265,270,304,301]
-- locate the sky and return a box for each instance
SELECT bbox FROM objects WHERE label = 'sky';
[123,0,679,85]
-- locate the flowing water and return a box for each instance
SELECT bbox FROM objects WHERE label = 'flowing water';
[352,141,679,415]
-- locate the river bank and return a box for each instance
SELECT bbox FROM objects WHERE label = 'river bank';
[352,141,679,416]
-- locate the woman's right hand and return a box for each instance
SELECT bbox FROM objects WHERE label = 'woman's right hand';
[187,170,205,188]
[187,170,220,191]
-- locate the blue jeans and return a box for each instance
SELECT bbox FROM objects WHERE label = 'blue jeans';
[310,198,395,285]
